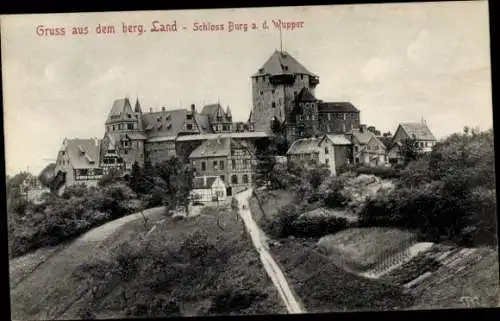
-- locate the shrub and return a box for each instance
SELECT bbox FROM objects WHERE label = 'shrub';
[291,215,349,238]
[209,288,268,314]
[262,203,302,238]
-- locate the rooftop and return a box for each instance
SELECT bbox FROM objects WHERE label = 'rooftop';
[253,50,317,77]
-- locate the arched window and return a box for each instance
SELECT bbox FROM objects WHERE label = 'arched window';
[232,159,236,169]
[231,175,238,184]
[243,174,249,184]
[201,161,206,171]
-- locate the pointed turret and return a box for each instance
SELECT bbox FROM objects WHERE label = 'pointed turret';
[134,97,142,113]
[226,105,232,120]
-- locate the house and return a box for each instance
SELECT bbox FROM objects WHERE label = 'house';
[53,138,104,193]
[393,121,436,153]
[286,137,321,166]
[189,137,254,196]
[190,176,227,203]
[347,125,388,166]
[318,134,353,176]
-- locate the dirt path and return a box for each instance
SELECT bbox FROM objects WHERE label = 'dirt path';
[235,189,305,314]
[9,207,165,321]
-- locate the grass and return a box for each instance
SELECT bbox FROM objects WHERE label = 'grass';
[72,206,285,318]
[269,239,415,312]
[317,227,417,272]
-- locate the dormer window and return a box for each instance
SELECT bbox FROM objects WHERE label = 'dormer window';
[166,123,172,130]
[127,114,131,118]
[156,116,161,122]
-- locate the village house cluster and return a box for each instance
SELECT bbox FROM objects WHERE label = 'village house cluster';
[44,49,437,202]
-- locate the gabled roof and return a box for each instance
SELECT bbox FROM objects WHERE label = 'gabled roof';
[107,98,134,121]
[347,129,376,145]
[61,138,101,169]
[318,102,359,113]
[253,50,317,77]
[397,123,436,141]
[286,137,321,155]
[142,109,188,138]
[366,136,387,150]
[194,113,211,133]
[201,104,222,117]
[321,134,352,146]
[189,137,232,158]
[192,176,221,189]
[378,136,393,149]
[296,87,317,102]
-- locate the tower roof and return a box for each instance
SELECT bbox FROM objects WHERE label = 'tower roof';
[134,98,142,113]
[253,50,317,77]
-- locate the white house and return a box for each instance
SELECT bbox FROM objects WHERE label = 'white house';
[317,134,353,176]
[190,175,227,203]
[393,122,437,153]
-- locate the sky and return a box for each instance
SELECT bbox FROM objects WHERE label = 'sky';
[1,1,492,176]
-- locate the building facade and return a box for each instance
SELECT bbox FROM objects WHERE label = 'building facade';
[317,134,353,176]
[53,138,105,193]
[189,137,254,196]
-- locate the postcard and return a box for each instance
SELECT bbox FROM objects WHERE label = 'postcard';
[2,1,498,319]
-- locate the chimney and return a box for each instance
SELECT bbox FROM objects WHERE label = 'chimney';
[191,104,196,113]
[360,124,367,133]
[203,175,207,187]
[161,107,166,112]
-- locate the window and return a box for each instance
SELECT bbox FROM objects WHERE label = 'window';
[79,169,88,176]
[244,159,249,168]
[354,146,358,152]
[243,174,249,184]
[127,114,131,118]
[119,124,123,130]
[327,113,332,121]
[260,91,263,95]
[301,74,304,80]
[325,158,329,165]
[201,161,206,171]
[231,175,238,184]
[213,161,218,170]
[127,124,134,130]
[325,146,329,154]
[187,114,193,120]
[232,159,236,169]
[219,160,225,170]
[272,89,275,94]
[272,102,276,108]
[112,125,115,131]
[187,124,193,130]
[220,175,225,182]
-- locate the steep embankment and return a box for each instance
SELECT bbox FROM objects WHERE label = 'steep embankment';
[9,207,166,320]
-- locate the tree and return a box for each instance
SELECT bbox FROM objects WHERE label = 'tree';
[399,136,422,164]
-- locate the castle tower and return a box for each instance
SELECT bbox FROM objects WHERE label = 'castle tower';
[250,50,319,133]
[103,97,147,170]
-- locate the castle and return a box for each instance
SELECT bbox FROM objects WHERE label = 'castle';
[49,49,387,192]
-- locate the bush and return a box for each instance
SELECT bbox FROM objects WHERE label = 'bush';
[262,203,302,238]
[291,215,349,238]
[8,183,139,258]
[209,288,268,314]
